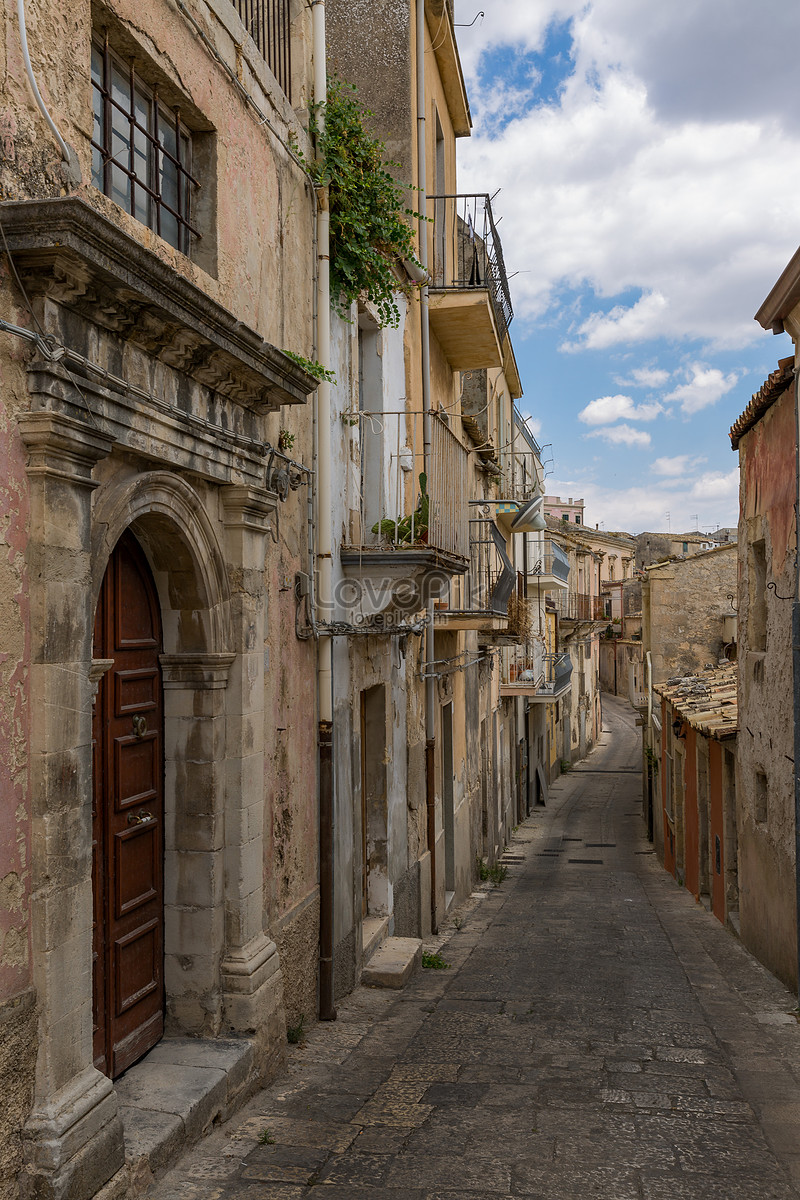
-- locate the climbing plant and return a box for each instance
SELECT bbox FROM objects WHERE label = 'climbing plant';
[305,76,423,327]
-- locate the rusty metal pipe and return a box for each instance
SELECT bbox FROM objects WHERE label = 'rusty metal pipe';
[426,736,437,935]
[318,718,336,1020]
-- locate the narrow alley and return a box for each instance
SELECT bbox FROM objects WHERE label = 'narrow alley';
[144,695,800,1199]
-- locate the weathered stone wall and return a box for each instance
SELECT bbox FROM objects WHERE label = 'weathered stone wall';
[643,545,737,684]
[326,0,414,187]
[735,382,797,988]
[0,988,36,1200]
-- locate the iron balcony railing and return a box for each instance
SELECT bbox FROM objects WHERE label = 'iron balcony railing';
[501,638,545,690]
[528,540,570,585]
[347,409,469,562]
[497,448,541,503]
[230,0,292,100]
[446,519,515,616]
[548,591,606,621]
[513,404,542,457]
[539,652,573,698]
[427,193,513,343]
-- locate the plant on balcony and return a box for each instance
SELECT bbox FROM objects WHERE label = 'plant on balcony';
[507,593,532,641]
[371,473,428,545]
[304,76,423,327]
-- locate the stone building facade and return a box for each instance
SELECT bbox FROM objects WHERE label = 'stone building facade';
[0,1,322,1196]
[641,545,738,686]
[730,358,797,989]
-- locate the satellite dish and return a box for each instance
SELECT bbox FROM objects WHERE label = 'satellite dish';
[511,494,546,532]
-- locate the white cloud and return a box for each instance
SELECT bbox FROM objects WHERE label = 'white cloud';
[578,393,662,425]
[546,468,738,534]
[662,364,739,414]
[587,423,651,447]
[652,454,706,477]
[456,3,800,350]
[689,468,739,502]
[562,293,669,352]
[616,366,671,388]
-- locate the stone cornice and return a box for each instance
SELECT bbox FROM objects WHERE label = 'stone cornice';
[0,197,318,413]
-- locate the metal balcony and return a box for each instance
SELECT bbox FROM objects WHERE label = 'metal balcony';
[426,193,513,368]
[435,519,516,633]
[526,540,570,593]
[499,639,544,696]
[341,410,470,599]
[548,591,606,623]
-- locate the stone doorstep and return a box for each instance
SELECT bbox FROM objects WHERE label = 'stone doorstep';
[114,1035,256,1184]
[361,937,423,990]
[362,915,390,964]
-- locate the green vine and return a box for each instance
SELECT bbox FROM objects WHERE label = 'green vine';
[282,349,336,383]
[304,76,423,327]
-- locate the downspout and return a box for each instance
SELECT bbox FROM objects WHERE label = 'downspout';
[416,0,437,935]
[793,363,800,1000]
[312,0,336,1021]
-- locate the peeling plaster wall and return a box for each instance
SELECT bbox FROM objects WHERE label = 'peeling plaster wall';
[0,0,315,353]
[736,384,797,989]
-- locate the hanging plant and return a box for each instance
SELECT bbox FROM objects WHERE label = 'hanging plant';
[303,76,423,327]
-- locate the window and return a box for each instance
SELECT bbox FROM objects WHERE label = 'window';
[574,514,580,524]
[229,0,292,101]
[91,36,199,255]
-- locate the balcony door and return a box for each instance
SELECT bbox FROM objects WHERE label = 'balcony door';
[92,532,164,1078]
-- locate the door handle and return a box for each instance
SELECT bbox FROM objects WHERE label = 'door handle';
[127,810,154,826]
[132,714,147,738]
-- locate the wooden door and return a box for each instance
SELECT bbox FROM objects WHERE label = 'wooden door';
[92,532,164,1078]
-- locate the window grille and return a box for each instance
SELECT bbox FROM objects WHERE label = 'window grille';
[91,36,200,255]
[230,0,292,101]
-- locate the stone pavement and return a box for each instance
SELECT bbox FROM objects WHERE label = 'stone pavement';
[145,695,800,1199]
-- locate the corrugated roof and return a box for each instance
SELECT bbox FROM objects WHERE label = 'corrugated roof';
[730,357,794,450]
[654,663,737,740]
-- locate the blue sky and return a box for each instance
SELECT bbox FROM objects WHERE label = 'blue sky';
[454,0,800,533]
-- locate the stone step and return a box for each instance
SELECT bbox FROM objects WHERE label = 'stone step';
[115,1036,256,1187]
[362,914,389,963]
[361,936,422,990]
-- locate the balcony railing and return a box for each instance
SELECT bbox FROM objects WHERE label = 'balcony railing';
[444,519,515,616]
[500,638,545,692]
[345,409,469,563]
[230,0,292,100]
[548,591,606,621]
[539,652,573,699]
[427,193,513,343]
[528,540,570,586]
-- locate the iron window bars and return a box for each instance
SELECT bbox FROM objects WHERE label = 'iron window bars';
[91,35,200,256]
[230,0,292,101]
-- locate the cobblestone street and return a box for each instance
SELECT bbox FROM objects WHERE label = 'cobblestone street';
[146,695,800,1199]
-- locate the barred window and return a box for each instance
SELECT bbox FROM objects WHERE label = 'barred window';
[91,37,200,256]
[230,0,292,100]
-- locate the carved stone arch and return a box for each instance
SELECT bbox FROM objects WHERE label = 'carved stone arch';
[91,470,232,655]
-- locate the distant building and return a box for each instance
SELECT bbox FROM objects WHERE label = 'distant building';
[635,531,716,569]
[544,494,585,525]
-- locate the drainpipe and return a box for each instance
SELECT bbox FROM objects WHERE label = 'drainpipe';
[416,0,437,935]
[793,363,800,1000]
[311,0,336,1021]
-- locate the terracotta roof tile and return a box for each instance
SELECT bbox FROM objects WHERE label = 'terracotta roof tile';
[655,663,737,740]
[730,357,794,449]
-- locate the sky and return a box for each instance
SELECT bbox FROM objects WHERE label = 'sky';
[454,0,800,535]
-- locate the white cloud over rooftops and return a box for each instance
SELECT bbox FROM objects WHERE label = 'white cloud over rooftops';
[578,394,662,424]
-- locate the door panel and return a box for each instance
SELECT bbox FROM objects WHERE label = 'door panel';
[93,531,164,1079]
